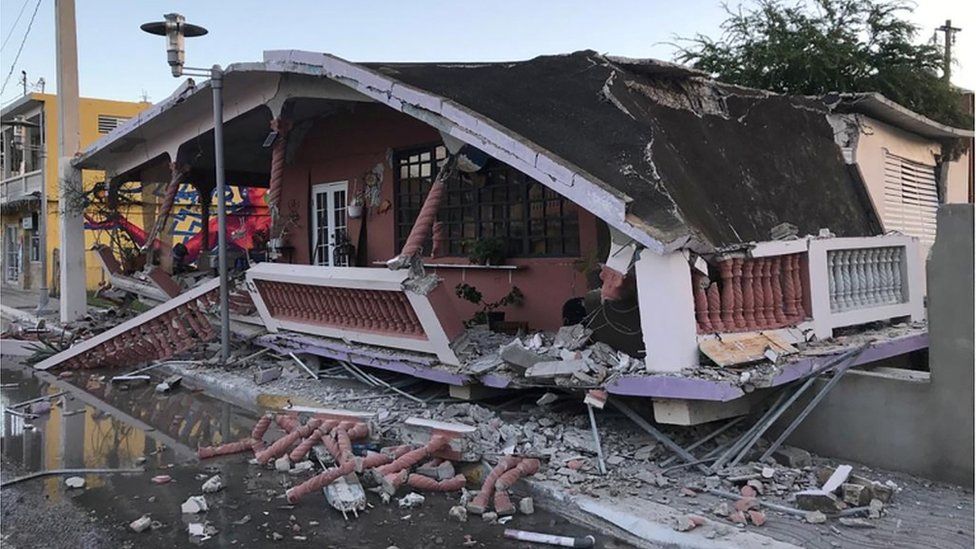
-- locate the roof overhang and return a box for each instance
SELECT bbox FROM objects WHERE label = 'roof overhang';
[831,92,974,140]
[73,50,671,254]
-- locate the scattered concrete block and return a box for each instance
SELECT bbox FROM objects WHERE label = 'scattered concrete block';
[554,324,591,350]
[518,497,534,515]
[821,464,852,493]
[397,492,425,509]
[325,473,366,515]
[467,354,504,375]
[804,511,827,524]
[201,475,223,493]
[417,460,456,481]
[672,514,703,532]
[449,505,468,522]
[481,511,498,522]
[130,515,152,533]
[275,456,292,472]
[868,498,884,519]
[747,510,766,526]
[499,341,544,370]
[771,446,812,468]
[525,359,589,378]
[253,366,282,385]
[181,495,208,514]
[795,489,843,513]
[289,461,315,475]
[841,482,871,506]
[65,476,85,489]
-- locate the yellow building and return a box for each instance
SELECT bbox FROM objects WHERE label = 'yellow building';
[1,93,150,292]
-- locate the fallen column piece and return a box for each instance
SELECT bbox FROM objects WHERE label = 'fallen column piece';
[406,473,466,492]
[357,451,391,472]
[494,489,516,516]
[286,459,356,503]
[372,436,448,480]
[288,428,326,463]
[467,456,520,515]
[495,458,540,491]
[198,438,256,460]
[325,472,367,518]
[256,418,323,465]
[251,413,274,440]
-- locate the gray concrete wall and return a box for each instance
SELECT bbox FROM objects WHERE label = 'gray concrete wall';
[779,204,974,485]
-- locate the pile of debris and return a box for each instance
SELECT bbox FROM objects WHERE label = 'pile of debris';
[458,324,643,386]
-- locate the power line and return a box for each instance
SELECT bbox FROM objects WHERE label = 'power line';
[0,0,44,97]
[0,0,31,51]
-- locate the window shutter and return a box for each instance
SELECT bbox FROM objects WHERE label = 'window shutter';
[97,114,130,134]
[882,151,938,245]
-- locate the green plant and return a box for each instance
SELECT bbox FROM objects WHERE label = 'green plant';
[675,0,972,133]
[463,236,508,266]
[454,283,524,326]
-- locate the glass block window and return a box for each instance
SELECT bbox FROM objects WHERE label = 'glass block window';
[394,144,580,257]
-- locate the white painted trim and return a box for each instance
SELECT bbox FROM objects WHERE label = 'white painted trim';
[749,238,810,258]
[807,235,924,339]
[245,263,462,365]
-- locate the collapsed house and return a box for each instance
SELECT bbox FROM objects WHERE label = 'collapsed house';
[43,50,972,430]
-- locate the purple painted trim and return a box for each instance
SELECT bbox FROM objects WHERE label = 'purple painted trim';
[605,375,745,401]
[769,333,929,386]
[480,374,511,389]
[255,333,469,386]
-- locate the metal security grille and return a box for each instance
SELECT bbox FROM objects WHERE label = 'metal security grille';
[883,152,938,245]
[97,114,130,134]
[394,144,580,257]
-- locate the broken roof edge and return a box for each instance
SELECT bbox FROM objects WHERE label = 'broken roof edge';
[263,49,693,255]
[828,92,974,140]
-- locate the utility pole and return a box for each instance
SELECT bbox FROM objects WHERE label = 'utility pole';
[55,0,86,322]
[937,19,962,82]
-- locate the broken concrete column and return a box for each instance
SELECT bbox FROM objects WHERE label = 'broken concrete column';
[256,418,323,465]
[495,458,540,491]
[467,456,519,515]
[197,438,256,460]
[406,473,466,492]
[633,250,699,372]
[285,459,356,504]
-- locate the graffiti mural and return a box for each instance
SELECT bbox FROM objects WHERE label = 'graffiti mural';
[84,183,270,264]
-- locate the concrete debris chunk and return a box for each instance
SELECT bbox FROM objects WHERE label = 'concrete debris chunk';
[820,464,852,493]
[536,392,558,406]
[325,473,367,514]
[201,474,223,493]
[518,497,534,515]
[397,492,425,509]
[553,324,592,350]
[868,498,884,519]
[155,375,183,393]
[672,514,704,532]
[130,515,152,533]
[499,341,545,370]
[804,511,827,524]
[64,476,85,489]
[481,511,498,523]
[467,354,505,375]
[417,460,456,481]
[770,446,812,468]
[449,505,468,522]
[525,359,589,378]
[841,482,870,506]
[275,456,291,472]
[253,365,282,385]
[795,489,843,513]
[289,461,315,475]
[181,495,209,514]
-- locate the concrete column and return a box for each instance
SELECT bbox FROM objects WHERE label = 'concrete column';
[58,160,86,320]
[633,249,699,373]
[56,0,85,322]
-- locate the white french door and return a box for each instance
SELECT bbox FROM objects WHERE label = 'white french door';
[310,181,349,267]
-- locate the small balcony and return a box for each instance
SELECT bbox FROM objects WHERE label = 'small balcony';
[0,170,43,207]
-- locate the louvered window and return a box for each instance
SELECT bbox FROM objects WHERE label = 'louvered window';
[97,114,129,134]
[882,151,938,245]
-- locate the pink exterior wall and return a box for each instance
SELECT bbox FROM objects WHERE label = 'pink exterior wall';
[279,104,599,331]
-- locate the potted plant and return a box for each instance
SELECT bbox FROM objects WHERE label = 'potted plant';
[455,282,524,328]
[464,236,508,266]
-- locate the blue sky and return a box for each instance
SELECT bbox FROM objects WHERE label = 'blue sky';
[1,0,973,109]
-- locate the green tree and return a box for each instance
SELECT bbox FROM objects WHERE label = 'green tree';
[677,0,971,128]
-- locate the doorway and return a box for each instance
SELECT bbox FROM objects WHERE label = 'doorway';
[4,225,21,283]
[310,181,349,267]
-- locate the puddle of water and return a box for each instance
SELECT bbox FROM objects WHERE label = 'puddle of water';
[1,364,629,548]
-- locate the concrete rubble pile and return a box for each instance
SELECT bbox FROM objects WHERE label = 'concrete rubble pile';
[458,324,644,385]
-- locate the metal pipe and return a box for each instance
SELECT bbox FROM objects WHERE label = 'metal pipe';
[211,65,229,363]
[585,404,607,475]
[1,468,144,489]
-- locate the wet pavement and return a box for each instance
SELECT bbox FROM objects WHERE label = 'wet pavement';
[0,361,633,548]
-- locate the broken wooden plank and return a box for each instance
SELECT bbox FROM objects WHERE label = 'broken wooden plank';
[699,331,798,367]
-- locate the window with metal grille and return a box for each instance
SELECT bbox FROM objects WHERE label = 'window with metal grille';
[882,151,938,245]
[29,229,40,262]
[394,144,580,257]
[97,114,130,134]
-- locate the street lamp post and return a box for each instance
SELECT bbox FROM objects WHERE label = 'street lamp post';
[141,14,229,363]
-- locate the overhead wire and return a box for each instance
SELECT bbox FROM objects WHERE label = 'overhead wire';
[0,0,31,51]
[0,0,43,98]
